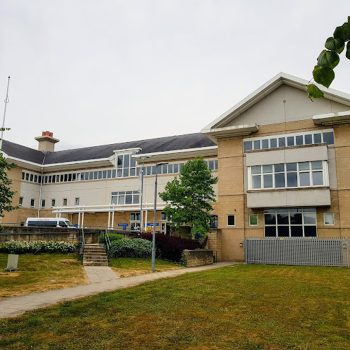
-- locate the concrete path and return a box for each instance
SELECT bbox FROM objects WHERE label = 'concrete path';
[0,262,234,319]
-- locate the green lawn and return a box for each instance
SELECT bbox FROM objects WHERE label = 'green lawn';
[1,264,350,349]
[0,253,86,298]
[109,257,181,277]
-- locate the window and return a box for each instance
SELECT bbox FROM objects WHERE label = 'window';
[249,161,327,190]
[116,154,137,178]
[75,197,80,206]
[264,208,316,237]
[51,199,56,207]
[324,213,335,225]
[19,197,23,206]
[227,215,235,226]
[130,212,141,231]
[243,130,334,152]
[210,215,218,229]
[161,212,167,221]
[249,214,258,226]
[111,191,140,205]
[41,199,46,208]
[63,198,68,206]
[30,198,35,208]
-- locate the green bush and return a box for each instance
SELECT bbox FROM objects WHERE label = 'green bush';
[108,238,152,258]
[98,233,124,244]
[0,240,79,254]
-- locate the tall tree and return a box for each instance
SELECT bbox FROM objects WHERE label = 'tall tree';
[0,153,16,217]
[307,16,350,99]
[159,158,217,239]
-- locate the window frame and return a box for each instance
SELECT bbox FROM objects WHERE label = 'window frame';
[227,214,236,227]
[249,214,258,226]
[324,212,335,226]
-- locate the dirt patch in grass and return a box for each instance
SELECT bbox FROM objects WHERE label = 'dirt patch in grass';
[0,253,87,298]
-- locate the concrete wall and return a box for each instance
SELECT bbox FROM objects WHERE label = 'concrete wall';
[182,249,214,267]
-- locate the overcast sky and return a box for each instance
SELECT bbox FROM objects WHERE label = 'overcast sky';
[1,0,349,150]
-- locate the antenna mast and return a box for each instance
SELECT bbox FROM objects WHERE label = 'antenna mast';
[0,76,11,151]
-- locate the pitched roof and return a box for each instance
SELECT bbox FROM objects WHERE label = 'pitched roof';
[3,133,216,166]
[202,72,350,132]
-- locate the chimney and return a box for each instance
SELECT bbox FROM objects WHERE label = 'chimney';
[35,131,59,152]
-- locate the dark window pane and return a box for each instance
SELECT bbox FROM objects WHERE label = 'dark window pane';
[304,212,316,225]
[124,155,130,167]
[311,161,322,170]
[270,138,277,148]
[130,168,136,176]
[290,212,302,225]
[265,226,276,237]
[265,213,276,225]
[244,141,252,152]
[263,174,273,188]
[286,163,297,171]
[314,133,322,144]
[290,226,303,237]
[275,173,285,187]
[323,132,334,145]
[299,172,310,186]
[277,212,289,224]
[278,137,285,147]
[287,172,297,187]
[251,166,261,174]
[227,215,235,226]
[299,162,309,171]
[274,164,284,172]
[287,136,295,146]
[253,140,261,150]
[296,135,303,145]
[312,171,323,186]
[262,139,269,149]
[304,226,317,237]
[277,225,289,237]
[305,134,313,144]
[262,165,272,173]
[252,175,261,189]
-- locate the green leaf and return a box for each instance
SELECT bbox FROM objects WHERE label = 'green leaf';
[317,50,339,69]
[346,41,350,60]
[325,37,344,54]
[333,22,350,42]
[307,84,324,100]
[312,65,335,88]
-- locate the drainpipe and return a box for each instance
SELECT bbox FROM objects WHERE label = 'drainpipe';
[37,152,47,218]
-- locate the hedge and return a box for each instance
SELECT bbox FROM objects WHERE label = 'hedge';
[0,240,79,254]
[140,233,202,262]
[108,238,152,258]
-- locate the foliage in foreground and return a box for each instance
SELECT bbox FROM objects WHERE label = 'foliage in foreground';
[108,238,152,258]
[0,240,79,254]
[308,16,350,99]
[0,154,16,217]
[140,233,202,262]
[160,158,217,239]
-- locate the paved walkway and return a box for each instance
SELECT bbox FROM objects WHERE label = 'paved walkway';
[0,262,234,318]
[84,266,119,283]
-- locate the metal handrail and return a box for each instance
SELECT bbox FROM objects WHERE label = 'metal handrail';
[103,229,111,252]
[79,228,85,255]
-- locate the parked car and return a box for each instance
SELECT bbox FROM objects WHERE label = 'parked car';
[24,217,75,228]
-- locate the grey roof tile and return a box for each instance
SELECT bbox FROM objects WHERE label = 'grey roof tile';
[3,133,216,165]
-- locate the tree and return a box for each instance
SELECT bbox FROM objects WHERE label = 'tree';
[307,16,350,99]
[159,158,217,239]
[0,153,16,217]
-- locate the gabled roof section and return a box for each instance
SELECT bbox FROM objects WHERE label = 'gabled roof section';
[202,72,350,132]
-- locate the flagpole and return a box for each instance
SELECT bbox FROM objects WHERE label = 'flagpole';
[0,76,11,151]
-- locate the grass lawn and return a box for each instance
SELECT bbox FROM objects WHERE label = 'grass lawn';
[0,253,86,298]
[1,264,350,349]
[109,257,181,277]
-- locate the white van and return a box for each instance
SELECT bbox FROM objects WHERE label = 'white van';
[24,217,74,228]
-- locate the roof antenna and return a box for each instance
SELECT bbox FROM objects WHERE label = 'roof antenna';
[0,76,11,151]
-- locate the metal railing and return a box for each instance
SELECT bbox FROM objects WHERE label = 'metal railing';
[245,238,350,267]
[103,230,111,252]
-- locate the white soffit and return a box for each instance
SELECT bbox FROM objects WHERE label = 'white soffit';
[201,72,350,132]
[313,110,350,126]
[202,124,259,139]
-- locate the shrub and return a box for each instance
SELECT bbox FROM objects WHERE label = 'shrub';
[98,233,124,244]
[140,234,202,262]
[108,238,152,258]
[0,240,79,254]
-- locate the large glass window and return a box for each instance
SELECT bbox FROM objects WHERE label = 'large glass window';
[249,161,327,190]
[111,191,140,205]
[243,130,334,152]
[264,208,316,237]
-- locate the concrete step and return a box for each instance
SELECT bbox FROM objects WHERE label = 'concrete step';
[83,261,109,266]
[83,243,108,266]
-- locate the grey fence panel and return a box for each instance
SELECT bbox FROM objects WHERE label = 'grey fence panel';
[244,238,350,267]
